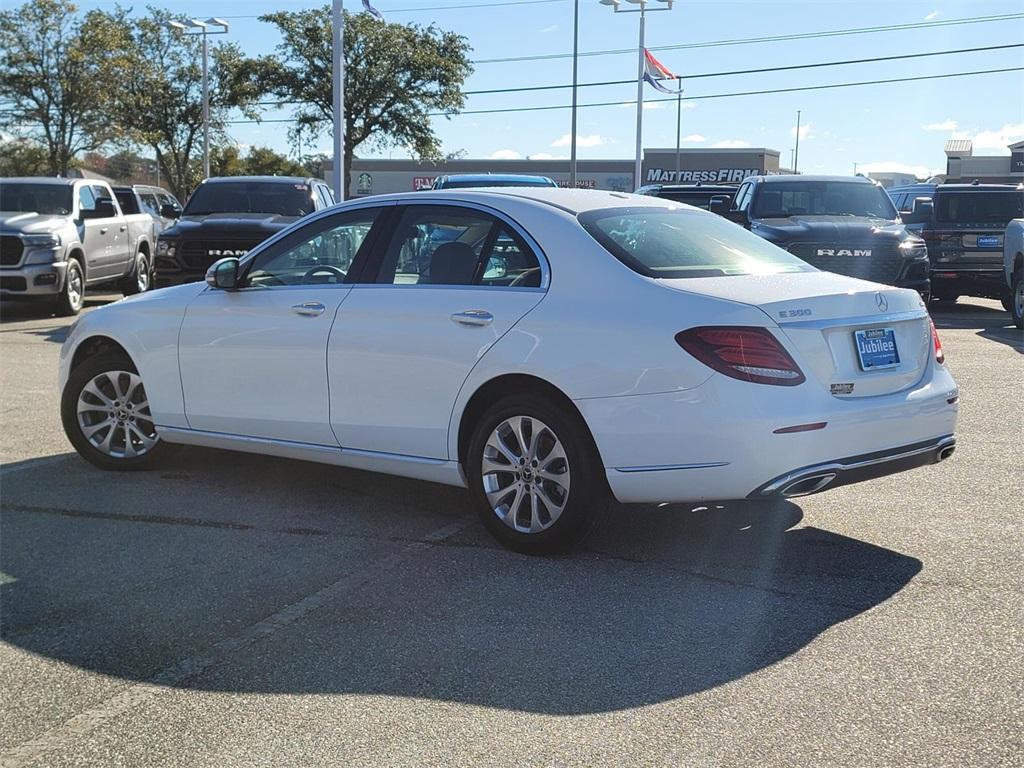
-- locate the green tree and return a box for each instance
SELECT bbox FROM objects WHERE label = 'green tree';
[85,6,262,199]
[0,0,118,175]
[0,137,49,176]
[249,8,472,197]
[244,146,305,177]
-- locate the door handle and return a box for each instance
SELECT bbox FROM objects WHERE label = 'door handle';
[119,225,127,232]
[292,302,326,317]
[450,309,493,326]
[100,227,108,234]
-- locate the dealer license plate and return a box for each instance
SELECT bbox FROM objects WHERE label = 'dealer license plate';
[977,235,1000,248]
[854,328,900,371]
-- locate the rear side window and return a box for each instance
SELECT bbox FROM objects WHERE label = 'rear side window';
[115,190,140,214]
[579,206,814,279]
[935,191,1024,223]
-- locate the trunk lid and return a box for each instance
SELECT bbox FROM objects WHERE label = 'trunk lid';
[661,271,931,398]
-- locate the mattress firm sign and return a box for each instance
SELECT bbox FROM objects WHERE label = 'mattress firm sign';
[645,168,760,183]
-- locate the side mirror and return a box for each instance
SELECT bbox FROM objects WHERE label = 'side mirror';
[160,203,181,219]
[904,198,933,225]
[708,195,732,216]
[206,257,240,290]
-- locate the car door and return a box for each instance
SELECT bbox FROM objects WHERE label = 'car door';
[327,203,548,460]
[177,205,386,445]
[93,184,132,275]
[75,184,117,280]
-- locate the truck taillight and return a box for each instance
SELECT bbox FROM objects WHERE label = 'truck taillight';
[930,318,945,364]
[675,326,806,386]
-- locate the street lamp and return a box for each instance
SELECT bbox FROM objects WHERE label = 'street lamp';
[165,17,230,180]
[599,0,673,190]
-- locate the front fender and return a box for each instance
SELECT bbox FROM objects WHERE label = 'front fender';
[59,283,206,429]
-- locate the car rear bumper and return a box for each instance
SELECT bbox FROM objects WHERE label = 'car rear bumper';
[579,363,959,504]
[930,268,1006,297]
[0,262,68,297]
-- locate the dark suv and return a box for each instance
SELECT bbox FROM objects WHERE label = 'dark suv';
[902,183,1024,307]
[726,175,930,299]
[635,183,737,214]
[155,176,335,287]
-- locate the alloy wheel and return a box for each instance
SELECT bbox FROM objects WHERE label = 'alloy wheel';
[481,415,571,533]
[76,370,158,458]
[1015,279,1024,318]
[136,255,150,292]
[66,263,83,311]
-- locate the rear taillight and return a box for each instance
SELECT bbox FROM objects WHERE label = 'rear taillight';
[675,326,806,386]
[930,318,945,364]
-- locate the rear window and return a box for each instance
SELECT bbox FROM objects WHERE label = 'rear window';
[751,181,897,220]
[579,206,814,279]
[183,181,315,216]
[656,192,734,209]
[934,191,1023,223]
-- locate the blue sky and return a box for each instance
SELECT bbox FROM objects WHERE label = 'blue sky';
[34,0,1024,174]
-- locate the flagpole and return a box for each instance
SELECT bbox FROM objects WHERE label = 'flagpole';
[331,0,344,200]
[634,4,645,191]
[569,0,579,189]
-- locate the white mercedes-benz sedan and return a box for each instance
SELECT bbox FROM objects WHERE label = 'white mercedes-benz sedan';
[59,188,959,553]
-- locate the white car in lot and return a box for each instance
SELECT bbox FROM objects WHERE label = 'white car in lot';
[59,189,959,553]
[1004,217,1024,328]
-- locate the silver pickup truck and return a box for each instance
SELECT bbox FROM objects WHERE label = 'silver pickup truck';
[0,177,156,315]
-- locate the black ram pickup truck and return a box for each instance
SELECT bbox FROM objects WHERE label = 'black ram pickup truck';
[154,176,335,287]
[726,175,931,300]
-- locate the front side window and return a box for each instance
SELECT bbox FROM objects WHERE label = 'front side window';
[245,209,380,287]
[751,181,897,220]
[580,206,814,279]
[78,185,96,213]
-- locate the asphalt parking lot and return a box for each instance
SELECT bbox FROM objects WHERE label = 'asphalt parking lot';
[0,291,1021,767]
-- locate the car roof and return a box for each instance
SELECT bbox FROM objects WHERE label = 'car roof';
[439,174,554,183]
[933,183,1023,191]
[647,184,738,192]
[199,176,314,185]
[345,187,683,215]
[0,177,81,186]
[755,174,877,184]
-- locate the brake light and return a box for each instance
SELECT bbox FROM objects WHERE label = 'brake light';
[930,318,945,364]
[675,326,806,386]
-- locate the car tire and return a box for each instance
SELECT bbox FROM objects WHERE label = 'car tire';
[55,257,85,316]
[121,251,151,296]
[1012,269,1024,330]
[61,352,174,471]
[466,394,608,555]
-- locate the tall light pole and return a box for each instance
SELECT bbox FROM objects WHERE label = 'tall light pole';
[600,0,673,191]
[569,0,580,188]
[793,109,802,175]
[166,18,229,180]
[674,79,683,179]
[331,0,344,200]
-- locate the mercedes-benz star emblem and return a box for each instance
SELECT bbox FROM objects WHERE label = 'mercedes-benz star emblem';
[875,292,888,312]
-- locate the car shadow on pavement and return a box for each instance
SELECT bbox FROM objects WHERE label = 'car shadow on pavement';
[930,300,1022,353]
[0,450,922,715]
[0,295,115,326]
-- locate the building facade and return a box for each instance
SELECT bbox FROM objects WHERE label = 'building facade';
[943,139,1024,184]
[327,147,781,197]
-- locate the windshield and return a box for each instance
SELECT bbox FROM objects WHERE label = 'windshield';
[751,181,897,219]
[935,191,1024,223]
[183,181,315,216]
[0,183,74,215]
[580,206,815,278]
[439,178,556,189]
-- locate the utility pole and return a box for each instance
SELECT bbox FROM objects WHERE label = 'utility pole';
[569,0,579,188]
[793,109,802,175]
[331,0,344,200]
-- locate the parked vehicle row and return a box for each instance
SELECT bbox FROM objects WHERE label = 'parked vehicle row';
[59,188,959,554]
[0,177,165,314]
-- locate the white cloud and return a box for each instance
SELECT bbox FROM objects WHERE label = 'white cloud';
[539,24,558,33]
[924,10,941,20]
[617,101,665,110]
[970,123,1024,154]
[857,161,944,179]
[527,153,567,160]
[712,139,751,148]
[489,149,521,159]
[551,133,608,148]
[682,134,705,142]
[789,122,813,140]
[922,119,958,131]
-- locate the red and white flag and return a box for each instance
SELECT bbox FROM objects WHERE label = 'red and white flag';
[643,49,680,94]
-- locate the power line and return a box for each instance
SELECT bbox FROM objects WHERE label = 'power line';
[461,42,1023,96]
[472,12,1024,64]
[225,66,1024,124]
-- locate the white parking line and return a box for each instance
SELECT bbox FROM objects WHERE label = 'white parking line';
[0,521,464,768]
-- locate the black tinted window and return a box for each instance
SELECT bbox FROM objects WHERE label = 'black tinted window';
[935,191,1024,223]
[114,190,140,214]
[657,192,734,210]
[183,182,316,216]
[752,181,897,219]
[0,183,73,215]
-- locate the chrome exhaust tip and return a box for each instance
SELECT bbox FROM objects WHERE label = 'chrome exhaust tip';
[780,472,837,498]
[937,444,956,462]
